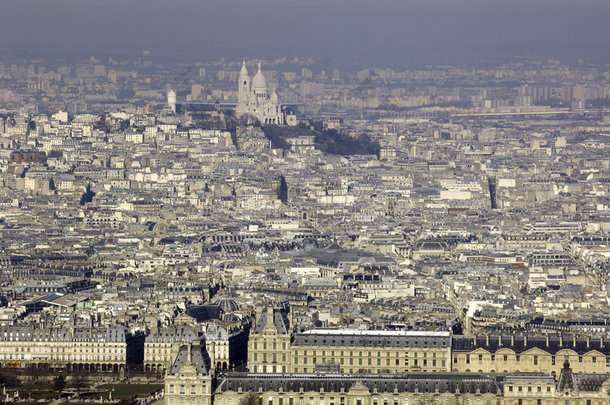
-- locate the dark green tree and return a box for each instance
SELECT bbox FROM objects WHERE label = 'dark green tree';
[93,115,109,133]
[52,375,66,395]
[79,184,96,206]
[0,369,20,388]
[277,175,288,204]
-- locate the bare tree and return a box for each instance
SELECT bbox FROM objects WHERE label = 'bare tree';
[71,369,90,396]
[241,391,261,405]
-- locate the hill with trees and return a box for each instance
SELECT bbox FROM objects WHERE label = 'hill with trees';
[261,123,379,157]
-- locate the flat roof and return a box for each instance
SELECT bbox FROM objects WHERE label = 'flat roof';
[300,329,450,337]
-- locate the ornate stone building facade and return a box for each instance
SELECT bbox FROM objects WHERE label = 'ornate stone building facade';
[205,320,250,371]
[144,325,200,373]
[0,324,140,372]
[236,61,296,126]
[290,329,451,374]
[164,307,610,405]
[248,306,292,373]
[165,343,213,405]
[166,342,610,405]
[452,334,610,375]
[247,307,450,374]
[213,373,500,405]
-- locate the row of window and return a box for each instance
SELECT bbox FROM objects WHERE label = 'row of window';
[146,343,172,348]
[148,348,170,354]
[253,353,287,363]
[168,398,205,405]
[0,334,122,343]
[293,356,444,365]
[459,354,610,366]
[253,340,288,350]
[292,339,448,349]
[506,385,552,394]
[292,351,445,358]
[209,395,494,405]
[144,356,169,362]
[291,367,443,374]
[1,354,122,361]
[0,346,122,353]
[168,383,207,395]
[516,400,572,405]
[252,365,287,373]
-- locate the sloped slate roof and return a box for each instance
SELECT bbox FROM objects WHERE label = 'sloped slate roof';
[216,373,501,395]
[168,344,210,376]
[253,308,290,335]
[452,335,610,355]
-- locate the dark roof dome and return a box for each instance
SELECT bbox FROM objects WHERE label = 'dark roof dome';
[211,297,240,312]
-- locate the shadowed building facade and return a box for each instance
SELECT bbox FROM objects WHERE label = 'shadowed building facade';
[144,325,201,373]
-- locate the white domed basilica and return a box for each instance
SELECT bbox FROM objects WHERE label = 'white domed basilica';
[236,60,286,125]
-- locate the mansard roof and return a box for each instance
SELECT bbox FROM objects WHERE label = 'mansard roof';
[215,372,501,395]
[293,329,451,348]
[253,307,289,335]
[146,325,201,343]
[168,344,210,376]
[452,334,610,355]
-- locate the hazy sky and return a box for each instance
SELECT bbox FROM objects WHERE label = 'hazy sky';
[1,0,609,66]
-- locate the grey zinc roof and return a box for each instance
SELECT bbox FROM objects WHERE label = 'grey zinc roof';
[293,330,450,348]
[168,344,211,376]
[211,297,241,312]
[452,334,610,355]
[0,324,126,343]
[573,373,610,392]
[187,303,224,322]
[147,325,201,343]
[253,308,290,335]
[216,373,501,395]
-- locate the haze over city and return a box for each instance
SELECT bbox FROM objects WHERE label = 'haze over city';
[2,0,610,65]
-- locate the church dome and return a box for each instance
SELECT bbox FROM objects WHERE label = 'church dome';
[251,62,267,93]
[211,297,240,312]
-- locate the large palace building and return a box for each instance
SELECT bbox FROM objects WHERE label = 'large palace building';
[166,343,610,405]
[165,307,610,405]
[247,307,451,374]
[0,324,141,372]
